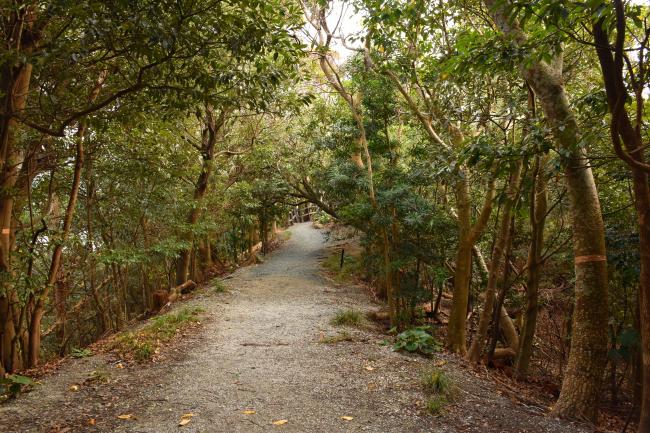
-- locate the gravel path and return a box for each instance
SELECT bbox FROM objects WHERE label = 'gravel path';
[2,223,594,433]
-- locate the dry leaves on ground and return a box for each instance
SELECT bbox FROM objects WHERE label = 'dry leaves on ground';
[179,412,194,426]
[272,419,288,425]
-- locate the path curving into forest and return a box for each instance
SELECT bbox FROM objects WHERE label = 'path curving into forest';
[3,223,590,433]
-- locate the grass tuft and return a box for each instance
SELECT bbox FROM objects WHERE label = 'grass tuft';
[425,395,448,415]
[87,369,111,384]
[330,309,364,327]
[421,368,458,416]
[212,280,228,294]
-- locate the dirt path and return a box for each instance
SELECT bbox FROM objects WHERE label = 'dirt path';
[2,223,593,433]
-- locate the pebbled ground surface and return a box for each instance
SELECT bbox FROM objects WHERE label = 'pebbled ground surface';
[1,223,593,433]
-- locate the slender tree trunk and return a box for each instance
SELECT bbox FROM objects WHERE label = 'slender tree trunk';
[515,155,548,376]
[447,172,496,354]
[469,160,522,362]
[85,152,109,332]
[486,214,517,363]
[447,176,474,355]
[312,26,393,324]
[592,15,650,430]
[28,123,85,367]
[28,71,107,367]
[176,106,224,285]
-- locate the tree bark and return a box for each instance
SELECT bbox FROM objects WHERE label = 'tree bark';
[0,36,32,372]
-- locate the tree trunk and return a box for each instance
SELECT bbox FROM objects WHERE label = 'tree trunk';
[485,0,609,421]
[515,154,548,376]
[27,70,107,367]
[447,172,496,354]
[447,176,473,355]
[28,121,85,367]
[592,14,650,429]
[469,160,522,362]
[0,58,33,376]
[175,106,225,285]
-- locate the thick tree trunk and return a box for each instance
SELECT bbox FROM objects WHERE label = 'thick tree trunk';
[485,0,609,421]
[0,69,32,374]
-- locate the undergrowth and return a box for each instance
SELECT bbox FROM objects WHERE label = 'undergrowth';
[110,306,204,361]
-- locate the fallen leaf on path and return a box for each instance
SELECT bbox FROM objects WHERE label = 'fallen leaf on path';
[242,410,256,415]
[115,363,124,369]
[434,360,447,367]
[363,366,374,371]
[117,414,134,420]
[341,416,354,421]
[179,413,194,426]
[272,419,288,425]
[69,384,79,392]
[87,418,96,426]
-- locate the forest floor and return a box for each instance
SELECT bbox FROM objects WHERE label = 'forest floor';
[2,223,596,433]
